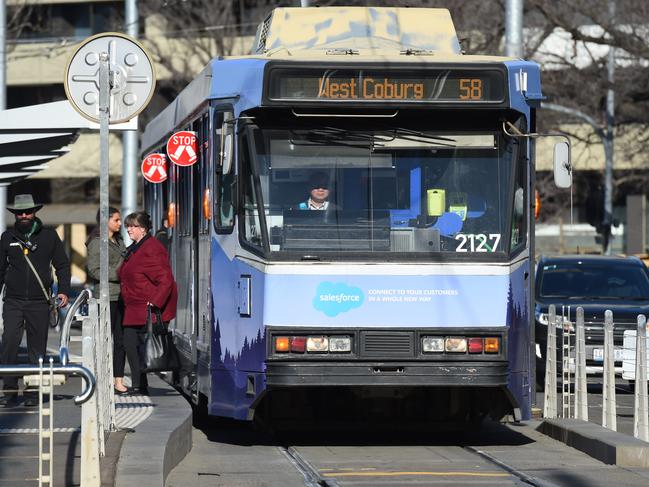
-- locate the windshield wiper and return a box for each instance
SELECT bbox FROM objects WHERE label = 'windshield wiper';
[289,127,456,149]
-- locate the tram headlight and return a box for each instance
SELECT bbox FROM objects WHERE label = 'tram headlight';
[329,337,351,353]
[306,336,329,352]
[422,337,444,353]
[445,337,467,353]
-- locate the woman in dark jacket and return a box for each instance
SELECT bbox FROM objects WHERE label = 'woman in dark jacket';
[86,206,128,394]
[118,211,177,395]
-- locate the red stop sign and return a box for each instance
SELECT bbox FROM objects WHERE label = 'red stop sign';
[167,131,197,166]
[141,153,168,183]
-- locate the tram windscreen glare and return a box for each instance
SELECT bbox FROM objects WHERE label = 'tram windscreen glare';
[242,126,523,256]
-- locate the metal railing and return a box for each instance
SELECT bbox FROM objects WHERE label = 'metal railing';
[58,290,115,486]
[543,304,649,442]
[0,325,96,487]
[0,361,95,405]
[59,288,92,367]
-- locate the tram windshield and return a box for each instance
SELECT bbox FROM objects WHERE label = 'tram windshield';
[239,122,526,258]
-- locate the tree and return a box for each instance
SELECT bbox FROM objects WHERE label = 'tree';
[139,0,281,104]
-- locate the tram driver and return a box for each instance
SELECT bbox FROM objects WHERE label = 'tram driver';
[298,172,332,210]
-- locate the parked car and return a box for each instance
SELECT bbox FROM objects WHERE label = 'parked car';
[535,255,649,387]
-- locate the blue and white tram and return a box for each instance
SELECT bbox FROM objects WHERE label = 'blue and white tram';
[141,7,548,423]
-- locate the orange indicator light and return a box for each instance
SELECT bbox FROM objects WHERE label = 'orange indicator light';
[485,337,500,353]
[275,337,289,353]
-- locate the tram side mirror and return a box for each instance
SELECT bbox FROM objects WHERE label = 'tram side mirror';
[221,123,234,175]
[553,141,572,188]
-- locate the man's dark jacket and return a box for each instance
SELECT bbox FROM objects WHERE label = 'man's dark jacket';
[0,219,71,301]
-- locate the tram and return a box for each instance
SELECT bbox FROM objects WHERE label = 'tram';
[141,7,565,423]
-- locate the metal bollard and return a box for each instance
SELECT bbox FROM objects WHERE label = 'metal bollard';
[561,305,573,418]
[602,310,617,431]
[544,304,558,418]
[634,315,648,441]
[575,307,588,421]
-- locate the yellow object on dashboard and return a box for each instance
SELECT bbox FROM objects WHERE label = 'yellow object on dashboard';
[427,189,445,216]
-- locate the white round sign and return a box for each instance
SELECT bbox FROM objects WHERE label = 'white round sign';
[64,32,155,124]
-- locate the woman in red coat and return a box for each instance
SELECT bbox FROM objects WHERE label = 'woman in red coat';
[118,211,177,395]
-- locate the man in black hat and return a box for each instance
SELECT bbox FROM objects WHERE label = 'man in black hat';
[0,194,70,407]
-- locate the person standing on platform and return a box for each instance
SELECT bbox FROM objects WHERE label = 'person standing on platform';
[86,206,129,395]
[119,211,177,395]
[0,194,70,408]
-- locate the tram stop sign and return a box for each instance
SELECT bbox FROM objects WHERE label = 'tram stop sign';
[141,153,168,183]
[64,32,155,123]
[167,131,198,166]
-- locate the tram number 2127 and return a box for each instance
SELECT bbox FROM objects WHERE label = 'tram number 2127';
[455,233,501,252]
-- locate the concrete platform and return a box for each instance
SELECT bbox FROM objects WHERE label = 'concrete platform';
[114,374,193,487]
[538,418,649,467]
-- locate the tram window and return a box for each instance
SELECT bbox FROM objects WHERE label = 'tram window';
[199,113,210,235]
[511,148,526,252]
[241,137,264,249]
[214,110,235,233]
[177,165,192,236]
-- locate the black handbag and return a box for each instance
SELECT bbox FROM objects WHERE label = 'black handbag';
[140,305,180,373]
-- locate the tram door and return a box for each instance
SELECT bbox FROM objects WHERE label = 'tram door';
[173,119,200,362]
[195,112,212,368]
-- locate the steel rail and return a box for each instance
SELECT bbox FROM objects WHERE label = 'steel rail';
[279,446,340,487]
[464,445,559,487]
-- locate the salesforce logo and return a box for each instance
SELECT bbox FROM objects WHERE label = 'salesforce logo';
[313,282,365,317]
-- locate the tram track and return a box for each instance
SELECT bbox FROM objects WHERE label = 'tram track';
[279,442,558,487]
[464,446,558,487]
[280,446,340,487]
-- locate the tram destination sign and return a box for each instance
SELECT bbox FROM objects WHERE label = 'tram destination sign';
[267,67,505,103]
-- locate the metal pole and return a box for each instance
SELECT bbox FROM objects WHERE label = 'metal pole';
[0,0,5,111]
[602,310,617,430]
[98,53,111,425]
[0,0,7,235]
[634,315,648,441]
[575,307,588,420]
[543,304,558,418]
[603,0,616,255]
[504,0,524,58]
[122,0,139,243]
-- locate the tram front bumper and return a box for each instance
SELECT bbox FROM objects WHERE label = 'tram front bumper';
[265,361,508,387]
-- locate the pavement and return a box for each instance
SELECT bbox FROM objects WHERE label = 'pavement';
[535,379,649,468]
[0,330,193,486]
